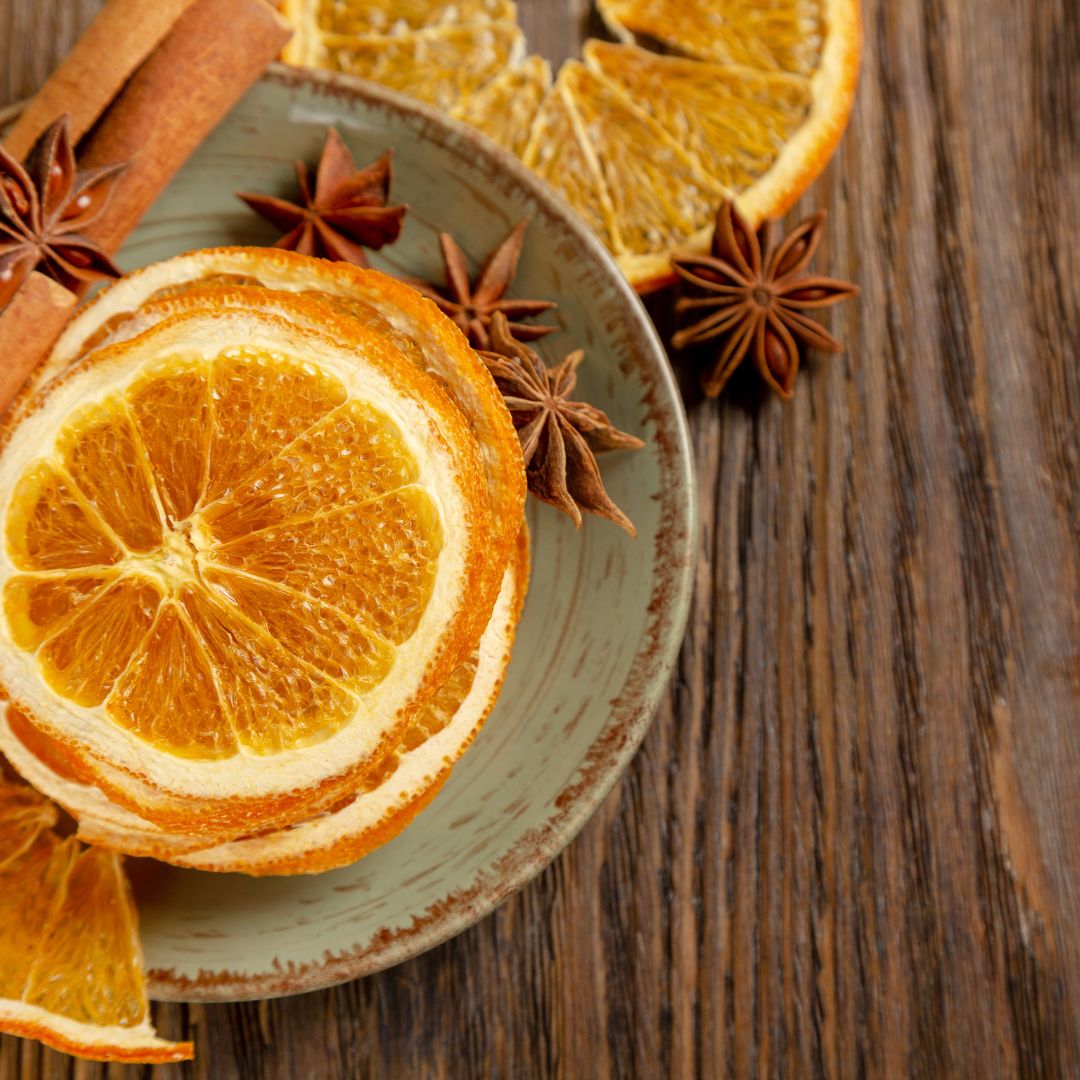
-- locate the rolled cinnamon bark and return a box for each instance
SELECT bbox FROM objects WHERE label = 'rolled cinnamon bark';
[0,273,76,408]
[3,0,200,159]
[79,0,292,256]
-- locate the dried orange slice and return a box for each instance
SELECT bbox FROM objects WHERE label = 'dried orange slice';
[586,0,861,266]
[0,296,493,835]
[4,525,530,875]
[450,55,553,157]
[0,774,192,1062]
[528,0,859,289]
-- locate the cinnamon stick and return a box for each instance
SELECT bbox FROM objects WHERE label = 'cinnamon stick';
[3,0,200,159]
[0,274,76,408]
[79,0,292,256]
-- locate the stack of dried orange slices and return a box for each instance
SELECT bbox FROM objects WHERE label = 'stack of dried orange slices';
[0,249,533,1057]
[279,0,861,289]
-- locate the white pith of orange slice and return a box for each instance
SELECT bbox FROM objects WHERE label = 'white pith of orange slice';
[2,525,529,875]
[0,297,494,835]
[0,775,192,1062]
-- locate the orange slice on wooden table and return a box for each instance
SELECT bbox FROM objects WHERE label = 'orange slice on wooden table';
[0,295,495,837]
[531,1,861,288]
[3,525,530,875]
[0,774,192,1062]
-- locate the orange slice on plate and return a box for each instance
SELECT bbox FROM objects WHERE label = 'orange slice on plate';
[0,295,493,836]
[0,774,192,1062]
[2,526,530,875]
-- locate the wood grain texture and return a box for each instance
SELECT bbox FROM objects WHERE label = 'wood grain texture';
[1,0,1077,1076]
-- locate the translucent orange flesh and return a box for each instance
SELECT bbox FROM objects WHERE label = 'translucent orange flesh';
[599,0,824,78]
[315,0,516,36]
[4,349,443,760]
[584,42,812,194]
[0,778,147,1029]
[320,23,523,113]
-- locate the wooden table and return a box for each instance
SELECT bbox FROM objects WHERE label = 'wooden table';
[1,1,1077,1077]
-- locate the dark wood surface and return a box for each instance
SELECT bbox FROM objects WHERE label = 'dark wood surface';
[1,1,1078,1076]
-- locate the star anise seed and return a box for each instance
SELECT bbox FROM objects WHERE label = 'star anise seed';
[411,219,556,350]
[671,200,859,400]
[237,128,406,267]
[480,312,642,535]
[0,114,128,309]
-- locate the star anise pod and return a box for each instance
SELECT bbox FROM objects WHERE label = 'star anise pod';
[0,114,128,309]
[671,200,859,400]
[237,128,406,267]
[480,312,643,535]
[410,219,556,350]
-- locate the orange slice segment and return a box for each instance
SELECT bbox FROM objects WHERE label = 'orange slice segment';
[0,776,192,1062]
[0,776,56,870]
[55,401,164,552]
[37,576,162,707]
[126,356,210,524]
[597,0,824,75]
[108,603,235,759]
[2,572,116,651]
[5,463,122,571]
[527,61,726,282]
[521,83,622,250]
[291,0,517,37]
[316,22,525,112]
[450,55,553,158]
[0,832,78,998]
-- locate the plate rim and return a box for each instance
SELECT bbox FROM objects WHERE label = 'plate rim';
[5,63,698,1002]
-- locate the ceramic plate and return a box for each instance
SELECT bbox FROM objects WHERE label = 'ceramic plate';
[16,64,696,1001]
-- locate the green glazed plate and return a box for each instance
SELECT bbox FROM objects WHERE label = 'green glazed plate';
[57,64,697,1001]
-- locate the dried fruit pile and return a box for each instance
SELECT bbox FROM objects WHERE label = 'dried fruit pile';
[280,0,861,289]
